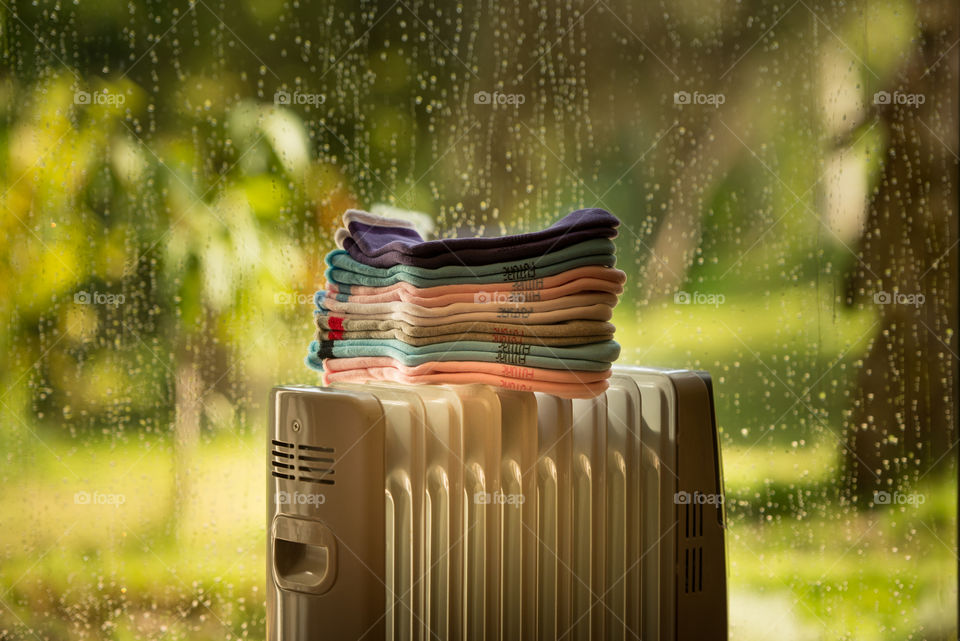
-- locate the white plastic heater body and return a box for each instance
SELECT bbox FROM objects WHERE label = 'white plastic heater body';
[266,366,727,641]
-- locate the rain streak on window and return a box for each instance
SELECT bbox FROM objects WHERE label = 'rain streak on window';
[0,1,956,640]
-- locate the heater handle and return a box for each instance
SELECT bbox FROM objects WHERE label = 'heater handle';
[272,515,338,595]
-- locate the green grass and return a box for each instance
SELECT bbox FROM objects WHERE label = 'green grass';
[0,428,954,641]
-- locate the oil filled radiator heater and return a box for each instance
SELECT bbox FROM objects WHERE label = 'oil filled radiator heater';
[266,366,728,640]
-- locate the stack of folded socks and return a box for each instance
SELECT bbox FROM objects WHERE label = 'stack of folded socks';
[305,208,625,398]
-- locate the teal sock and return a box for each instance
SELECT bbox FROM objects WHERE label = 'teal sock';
[305,338,617,372]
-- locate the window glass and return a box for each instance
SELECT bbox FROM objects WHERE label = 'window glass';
[0,1,955,639]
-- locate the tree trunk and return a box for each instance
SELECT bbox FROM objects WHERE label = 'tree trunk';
[846,7,958,499]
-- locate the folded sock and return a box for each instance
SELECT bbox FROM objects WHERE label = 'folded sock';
[327,250,616,289]
[343,226,617,268]
[320,359,609,399]
[325,270,625,306]
[315,302,613,328]
[318,327,616,347]
[329,264,625,297]
[306,338,620,370]
[307,348,607,372]
[343,208,619,261]
[317,290,619,318]
[343,209,419,230]
[316,317,616,338]
[322,356,611,381]
[328,237,614,278]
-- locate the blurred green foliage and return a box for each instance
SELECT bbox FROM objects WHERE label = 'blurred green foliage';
[0,0,956,639]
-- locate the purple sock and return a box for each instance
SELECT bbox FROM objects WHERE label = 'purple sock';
[342,225,615,267]
[342,208,619,268]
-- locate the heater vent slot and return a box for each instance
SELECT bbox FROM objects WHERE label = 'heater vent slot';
[271,440,337,485]
[271,440,297,477]
[683,546,704,593]
[683,502,705,539]
[298,465,335,475]
[270,440,336,485]
[297,446,336,484]
[299,444,335,453]
[299,454,334,463]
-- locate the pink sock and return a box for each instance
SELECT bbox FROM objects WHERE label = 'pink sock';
[323,356,610,383]
[323,275,623,307]
[323,366,609,399]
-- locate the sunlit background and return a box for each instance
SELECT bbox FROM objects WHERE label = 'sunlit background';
[0,0,957,639]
